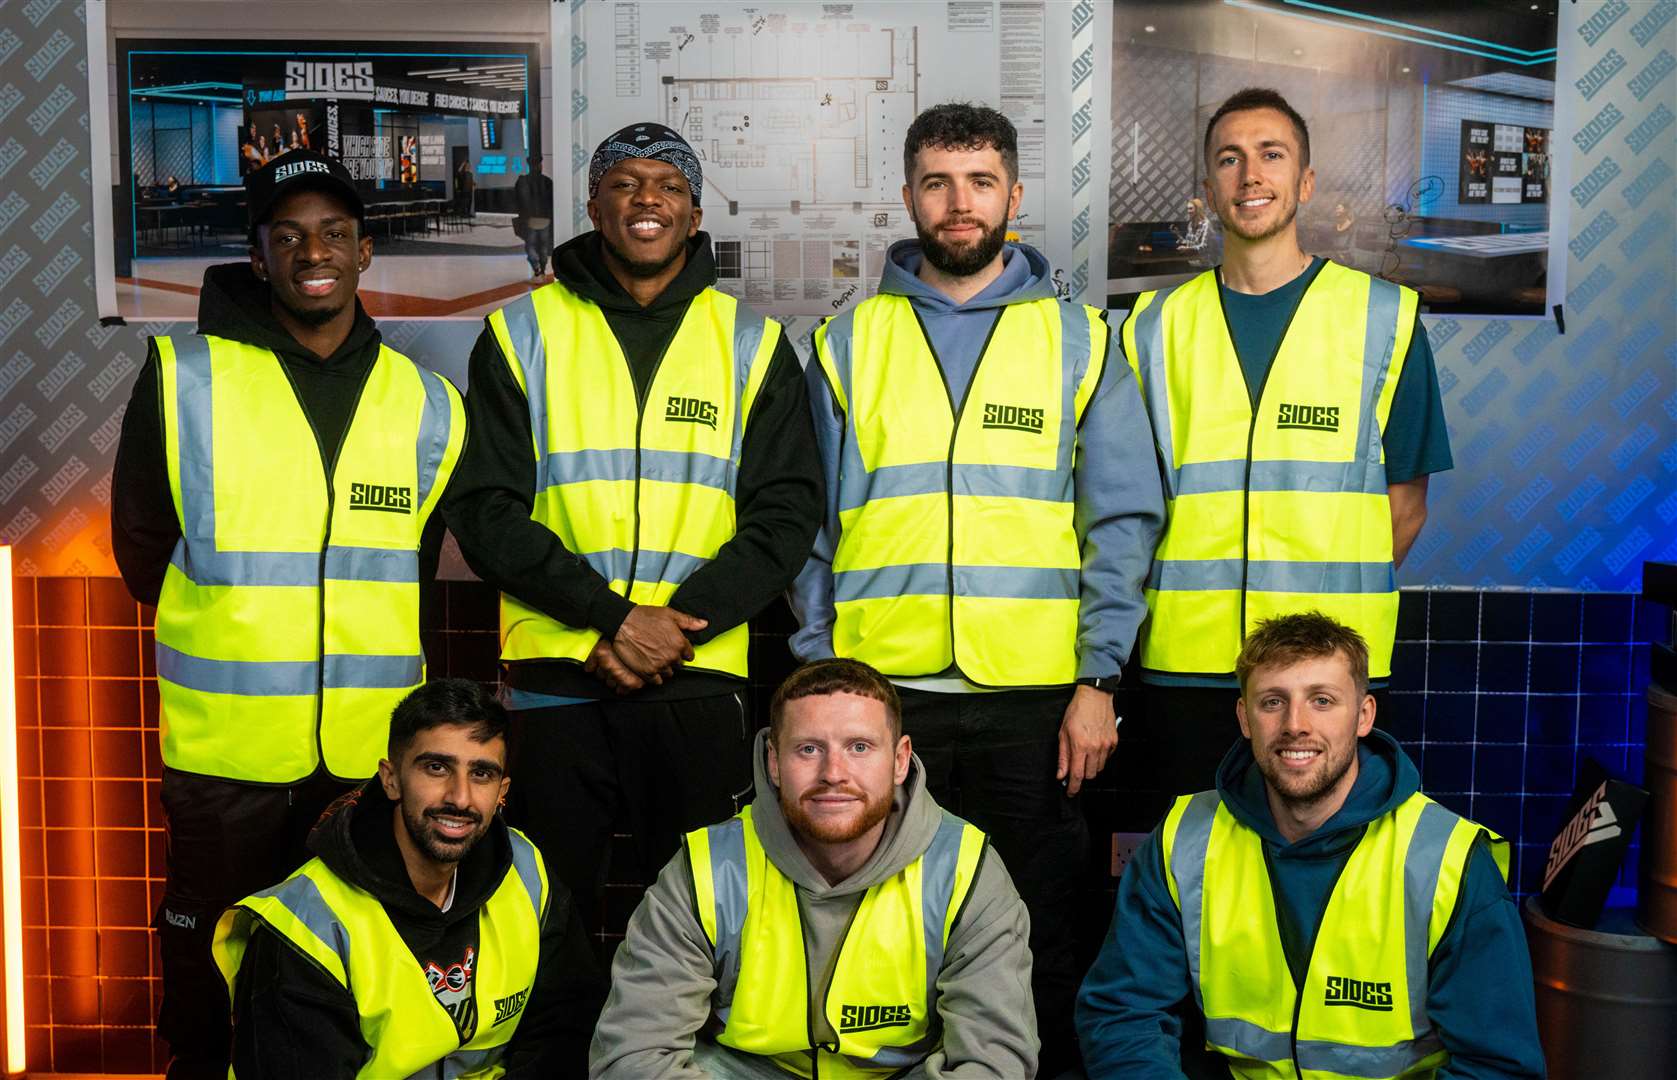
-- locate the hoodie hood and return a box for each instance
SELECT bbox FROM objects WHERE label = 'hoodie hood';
[551,229,717,316]
[879,238,1057,312]
[746,727,945,898]
[1214,727,1417,850]
[195,261,379,363]
[307,778,515,929]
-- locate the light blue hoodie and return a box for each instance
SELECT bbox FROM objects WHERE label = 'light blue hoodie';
[789,239,1165,683]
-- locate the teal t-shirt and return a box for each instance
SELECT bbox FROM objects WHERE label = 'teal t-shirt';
[1218,257,1452,484]
[1144,259,1451,687]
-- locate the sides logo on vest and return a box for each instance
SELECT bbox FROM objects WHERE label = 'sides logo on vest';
[981,403,1045,433]
[838,1003,914,1033]
[493,987,530,1027]
[1276,403,1340,432]
[348,481,413,514]
[666,395,719,430]
[1323,975,1393,1011]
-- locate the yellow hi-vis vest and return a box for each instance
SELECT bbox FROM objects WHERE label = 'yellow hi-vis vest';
[487,282,780,676]
[1123,262,1418,680]
[813,293,1108,687]
[686,804,987,1079]
[212,825,548,1079]
[1160,789,1509,1079]
[153,334,464,783]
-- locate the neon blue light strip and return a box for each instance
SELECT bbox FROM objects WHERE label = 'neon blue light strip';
[130,81,243,94]
[1222,1,1556,67]
[132,92,242,104]
[1279,1,1555,58]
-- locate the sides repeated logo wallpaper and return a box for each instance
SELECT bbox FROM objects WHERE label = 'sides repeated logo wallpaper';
[0,1,1671,589]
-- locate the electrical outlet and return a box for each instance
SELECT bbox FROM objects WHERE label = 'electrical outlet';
[1110,832,1148,878]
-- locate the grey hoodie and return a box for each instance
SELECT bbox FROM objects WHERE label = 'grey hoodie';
[589,729,1037,1079]
[788,239,1165,683]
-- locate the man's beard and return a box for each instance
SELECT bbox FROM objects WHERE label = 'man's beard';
[916,213,1009,277]
[1253,737,1357,809]
[779,784,892,845]
[1217,194,1299,243]
[602,233,688,279]
[401,800,487,864]
[274,293,347,327]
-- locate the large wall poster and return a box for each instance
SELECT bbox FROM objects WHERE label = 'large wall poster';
[1108,1,1562,318]
[100,36,546,321]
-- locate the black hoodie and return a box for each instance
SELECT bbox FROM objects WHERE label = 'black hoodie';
[230,780,604,1077]
[112,262,447,606]
[443,231,823,701]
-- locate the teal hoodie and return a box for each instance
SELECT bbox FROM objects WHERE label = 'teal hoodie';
[1076,729,1545,1079]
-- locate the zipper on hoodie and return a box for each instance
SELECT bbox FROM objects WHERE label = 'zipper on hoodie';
[906,305,1005,683]
[272,349,375,779]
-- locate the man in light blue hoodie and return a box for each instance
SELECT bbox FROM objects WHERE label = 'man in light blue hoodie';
[790,102,1165,1075]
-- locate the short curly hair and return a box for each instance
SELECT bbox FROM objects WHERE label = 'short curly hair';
[769,658,902,745]
[1236,612,1369,698]
[903,102,1018,184]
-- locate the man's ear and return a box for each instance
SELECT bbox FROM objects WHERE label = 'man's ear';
[894,734,912,785]
[1235,697,1252,740]
[249,241,267,281]
[496,774,511,811]
[1356,692,1376,738]
[765,736,780,788]
[377,757,400,800]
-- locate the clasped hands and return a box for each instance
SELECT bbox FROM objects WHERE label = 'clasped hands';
[584,605,708,694]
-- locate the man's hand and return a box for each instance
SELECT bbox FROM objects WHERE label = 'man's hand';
[1057,684,1119,796]
[584,639,645,695]
[612,605,708,679]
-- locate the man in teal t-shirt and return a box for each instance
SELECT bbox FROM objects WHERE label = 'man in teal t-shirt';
[1127,88,1451,805]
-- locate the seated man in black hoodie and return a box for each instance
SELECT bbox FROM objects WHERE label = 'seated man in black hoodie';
[214,678,604,1077]
[446,122,823,942]
[112,150,465,1079]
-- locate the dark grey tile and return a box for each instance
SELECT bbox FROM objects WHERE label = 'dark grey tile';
[1582,592,1634,643]
[1476,694,1526,743]
[1577,695,1630,745]
[1474,793,1522,836]
[1632,595,1672,644]
[1480,591,1530,643]
[1524,746,1578,794]
[1528,644,1579,694]
[1427,643,1478,690]
[1380,692,1423,745]
[1531,592,1582,643]
[1526,694,1578,744]
[1390,641,1426,690]
[1428,591,1479,641]
[1473,746,1524,794]
[1479,643,1527,693]
[1521,794,1570,842]
[1580,644,1631,693]
[1421,744,1473,793]
[1424,692,1476,739]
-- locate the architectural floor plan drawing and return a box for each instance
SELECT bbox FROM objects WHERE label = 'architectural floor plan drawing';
[577,1,1052,319]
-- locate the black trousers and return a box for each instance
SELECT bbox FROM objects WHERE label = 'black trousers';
[897,686,1089,1078]
[505,690,756,944]
[155,767,355,1078]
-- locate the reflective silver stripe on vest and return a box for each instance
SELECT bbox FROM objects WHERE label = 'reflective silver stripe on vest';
[833,564,1078,603]
[322,653,424,689]
[731,304,768,472]
[252,873,351,982]
[539,448,735,495]
[415,366,454,509]
[1295,1033,1444,1077]
[1147,559,1396,594]
[498,293,551,463]
[1128,287,1181,498]
[508,829,545,920]
[705,816,749,1024]
[1203,1015,1293,1062]
[580,548,711,587]
[324,546,420,583]
[410,1046,502,1080]
[1356,279,1404,464]
[1176,458,1390,498]
[1168,791,1219,1014]
[845,812,970,1071]
[157,643,319,696]
[1400,801,1459,1045]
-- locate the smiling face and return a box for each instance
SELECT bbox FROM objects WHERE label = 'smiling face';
[587,156,701,282]
[901,142,1022,278]
[1237,650,1374,827]
[1203,106,1315,244]
[378,722,510,869]
[251,186,369,330]
[768,692,911,852]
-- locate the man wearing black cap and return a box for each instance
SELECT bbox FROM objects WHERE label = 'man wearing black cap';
[446,122,822,943]
[112,149,465,1078]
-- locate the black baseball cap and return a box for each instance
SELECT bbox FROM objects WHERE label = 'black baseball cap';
[245,149,365,230]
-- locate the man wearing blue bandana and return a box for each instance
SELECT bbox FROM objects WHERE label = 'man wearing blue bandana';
[446,122,823,948]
